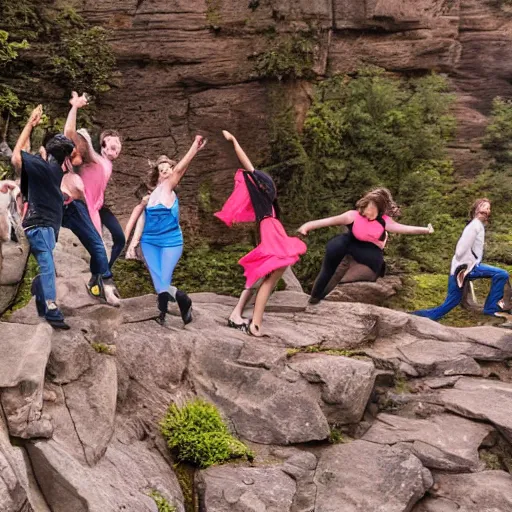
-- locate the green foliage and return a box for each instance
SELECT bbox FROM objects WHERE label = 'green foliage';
[328,427,350,444]
[148,490,176,512]
[254,32,317,80]
[50,25,115,95]
[393,373,412,395]
[266,68,457,287]
[0,30,29,65]
[91,342,114,355]
[483,97,512,165]
[0,2,115,132]
[160,399,254,468]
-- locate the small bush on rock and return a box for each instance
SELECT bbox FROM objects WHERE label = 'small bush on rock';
[159,399,254,468]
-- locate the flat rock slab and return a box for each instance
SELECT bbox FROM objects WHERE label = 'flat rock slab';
[326,276,402,306]
[363,413,492,471]
[439,377,512,442]
[314,440,432,512]
[413,471,512,512]
[198,465,296,512]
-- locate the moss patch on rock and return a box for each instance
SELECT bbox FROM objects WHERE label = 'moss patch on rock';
[160,399,254,469]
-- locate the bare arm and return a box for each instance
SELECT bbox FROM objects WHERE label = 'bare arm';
[124,201,146,241]
[11,105,42,172]
[385,218,433,235]
[125,209,146,259]
[222,130,254,171]
[64,91,88,144]
[164,135,206,191]
[297,210,357,235]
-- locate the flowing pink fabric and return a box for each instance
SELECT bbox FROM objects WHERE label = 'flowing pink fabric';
[215,170,307,288]
[214,170,255,226]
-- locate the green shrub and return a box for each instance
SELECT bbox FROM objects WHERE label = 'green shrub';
[148,490,176,512]
[254,32,317,80]
[483,97,512,164]
[159,399,254,468]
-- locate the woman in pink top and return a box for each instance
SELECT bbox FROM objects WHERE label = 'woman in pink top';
[64,92,126,270]
[297,188,434,303]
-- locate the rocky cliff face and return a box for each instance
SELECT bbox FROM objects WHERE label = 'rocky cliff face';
[73,0,512,233]
[1,228,512,511]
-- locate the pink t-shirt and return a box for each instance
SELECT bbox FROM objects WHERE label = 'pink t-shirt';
[351,211,390,246]
[80,157,112,234]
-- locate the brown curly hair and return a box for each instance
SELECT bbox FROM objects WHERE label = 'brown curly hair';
[469,198,491,220]
[356,187,400,218]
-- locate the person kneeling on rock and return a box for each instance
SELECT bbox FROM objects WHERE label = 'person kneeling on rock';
[413,198,510,321]
[11,106,81,330]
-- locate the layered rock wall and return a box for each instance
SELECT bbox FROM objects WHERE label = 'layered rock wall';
[71,0,512,235]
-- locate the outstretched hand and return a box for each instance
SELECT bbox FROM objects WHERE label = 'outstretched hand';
[222,130,235,142]
[28,105,43,127]
[194,135,207,151]
[427,223,434,234]
[69,91,89,109]
[297,224,309,236]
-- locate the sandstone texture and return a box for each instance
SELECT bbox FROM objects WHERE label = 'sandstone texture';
[58,0,512,236]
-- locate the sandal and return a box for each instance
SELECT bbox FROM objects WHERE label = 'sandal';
[228,319,248,333]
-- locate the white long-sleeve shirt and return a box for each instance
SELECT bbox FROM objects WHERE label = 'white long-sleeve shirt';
[450,218,485,275]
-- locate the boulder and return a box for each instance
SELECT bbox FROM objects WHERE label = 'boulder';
[326,276,402,306]
[439,377,512,443]
[197,465,296,512]
[0,323,53,439]
[363,413,493,471]
[413,471,512,512]
[314,440,433,512]
[289,354,376,424]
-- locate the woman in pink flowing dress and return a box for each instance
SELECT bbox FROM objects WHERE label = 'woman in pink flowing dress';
[215,130,306,337]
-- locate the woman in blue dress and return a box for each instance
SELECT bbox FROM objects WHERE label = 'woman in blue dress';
[125,135,206,324]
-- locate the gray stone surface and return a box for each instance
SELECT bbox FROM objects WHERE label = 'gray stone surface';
[314,440,433,512]
[363,413,492,471]
[413,471,512,512]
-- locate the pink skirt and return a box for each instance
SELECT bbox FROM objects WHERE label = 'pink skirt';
[239,217,307,288]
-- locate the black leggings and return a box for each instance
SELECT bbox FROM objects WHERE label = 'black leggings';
[99,206,125,268]
[310,234,383,300]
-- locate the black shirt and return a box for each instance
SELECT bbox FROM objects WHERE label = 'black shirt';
[21,151,64,233]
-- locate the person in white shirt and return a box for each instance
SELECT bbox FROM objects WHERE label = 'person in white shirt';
[413,198,509,320]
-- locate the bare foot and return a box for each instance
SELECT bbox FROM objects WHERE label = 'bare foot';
[247,322,263,337]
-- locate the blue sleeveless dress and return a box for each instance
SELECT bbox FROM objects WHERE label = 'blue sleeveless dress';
[141,198,183,247]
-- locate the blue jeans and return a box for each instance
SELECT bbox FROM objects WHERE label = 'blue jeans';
[62,200,112,279]
[25,227,64,321]
[141,242,183,294]
[413,263,510,321]
[99,206,125,269]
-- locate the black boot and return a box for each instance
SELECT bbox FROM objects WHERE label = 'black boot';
[176,290,193,325]
[156,292,169,325]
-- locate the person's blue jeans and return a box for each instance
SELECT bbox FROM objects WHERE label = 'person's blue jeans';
[25,227,64,322]
[99,206,125,269]
[62,200,112,280]
[413,263,510,321]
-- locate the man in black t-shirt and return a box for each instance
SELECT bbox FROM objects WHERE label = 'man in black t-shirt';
[11,105,80,329]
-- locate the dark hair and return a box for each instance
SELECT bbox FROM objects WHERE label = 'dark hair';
[100,129,122,147]
[356,187,400,217]
[45,134,75,165]
[42,131,58,148]
[469,198,491,220]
